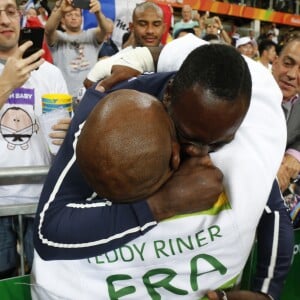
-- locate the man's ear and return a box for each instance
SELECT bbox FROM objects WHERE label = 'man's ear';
[128,22,134,32]
[271,55,279,72]
[170,141,180,171]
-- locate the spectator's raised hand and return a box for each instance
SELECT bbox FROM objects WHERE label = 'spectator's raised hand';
[60,0,75,13]
[0,41,44,93]
[89,0,100,13]
[213,16,222,28]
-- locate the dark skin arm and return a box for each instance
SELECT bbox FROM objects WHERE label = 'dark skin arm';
[83,65,141,90]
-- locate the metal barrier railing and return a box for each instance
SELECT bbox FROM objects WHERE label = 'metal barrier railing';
[0,166,49,276]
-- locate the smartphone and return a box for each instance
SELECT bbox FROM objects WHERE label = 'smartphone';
[18,27,44,59]
[72,0,90,10]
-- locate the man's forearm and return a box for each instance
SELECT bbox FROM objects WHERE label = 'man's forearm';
[95,9,110,31]
[94,10,111,42]
[44,0,62,45]
[0,77,14,109]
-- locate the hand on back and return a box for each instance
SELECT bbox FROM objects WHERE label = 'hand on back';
[95,65,141,92]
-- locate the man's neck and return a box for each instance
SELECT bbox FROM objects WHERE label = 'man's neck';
[65,28,83,35]
[0,47,18,61]
[283,94,299,103]
[259,57,269,68]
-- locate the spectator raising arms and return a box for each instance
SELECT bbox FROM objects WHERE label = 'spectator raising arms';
[44,0,111,102]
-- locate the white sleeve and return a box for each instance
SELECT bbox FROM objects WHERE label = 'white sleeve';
[87,47,154,82]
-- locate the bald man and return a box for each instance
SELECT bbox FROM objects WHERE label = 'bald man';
[76,89,180,203]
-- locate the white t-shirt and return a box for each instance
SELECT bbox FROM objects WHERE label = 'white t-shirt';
[0,61,68,204]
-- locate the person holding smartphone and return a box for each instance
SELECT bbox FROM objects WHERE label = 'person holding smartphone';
[44,0,111,104]
[0,0,70,279]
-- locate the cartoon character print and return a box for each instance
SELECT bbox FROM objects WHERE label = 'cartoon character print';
[0,107,38,150]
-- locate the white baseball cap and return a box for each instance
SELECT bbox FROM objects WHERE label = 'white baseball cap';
[235,36,252,48]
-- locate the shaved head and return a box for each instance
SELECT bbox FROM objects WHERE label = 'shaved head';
[76,89,179,202]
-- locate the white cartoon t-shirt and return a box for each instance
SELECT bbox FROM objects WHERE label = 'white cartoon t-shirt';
[0,61,68,204]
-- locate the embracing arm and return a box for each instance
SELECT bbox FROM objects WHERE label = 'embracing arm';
[34,140,223,260]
